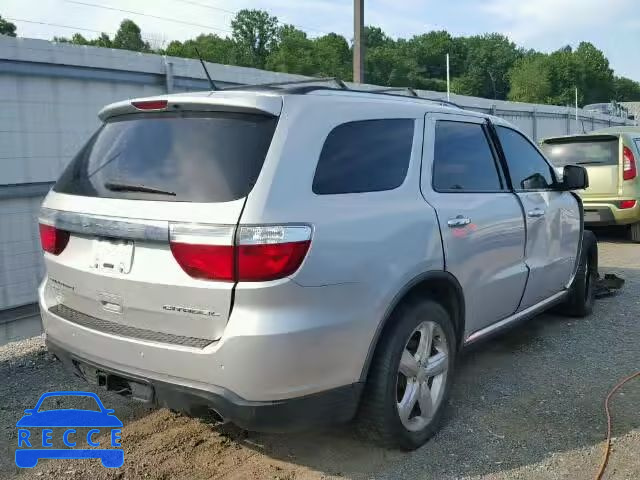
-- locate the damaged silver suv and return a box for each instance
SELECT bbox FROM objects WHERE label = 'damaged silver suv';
[38,84,595,449]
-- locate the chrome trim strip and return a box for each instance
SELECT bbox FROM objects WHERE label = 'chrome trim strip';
[40,208,169,242]
[464,290,567,345]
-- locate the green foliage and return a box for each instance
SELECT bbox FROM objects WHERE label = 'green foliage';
[42,9,640,107]
[53,19,148,52]
[508,54,552,103]
[113,20,150,52]
[231,9,279,69]
[613,76,640,101]
[0,15,16,36]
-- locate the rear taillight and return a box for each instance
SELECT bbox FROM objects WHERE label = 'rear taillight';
[237,226,311,281]
[623,146,637,181]
[169,223,311,282]
[618,200,637,209]
[169,224,235,281]
[38,223,70,255]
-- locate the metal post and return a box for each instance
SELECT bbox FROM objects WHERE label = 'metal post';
[532,108,538,142]
[353,0,364,84]
[446,53,450,102]
[164,57,174,93]
[566,110,571,135]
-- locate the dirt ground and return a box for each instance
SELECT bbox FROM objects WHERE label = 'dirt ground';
[1,236,639,480]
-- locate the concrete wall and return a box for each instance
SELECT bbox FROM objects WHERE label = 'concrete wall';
[0,36,632,310]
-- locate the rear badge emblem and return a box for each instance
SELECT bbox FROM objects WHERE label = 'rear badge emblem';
[162,305,220,317]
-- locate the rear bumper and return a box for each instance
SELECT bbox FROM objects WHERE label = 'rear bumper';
[583,202,640,226]
[47,337,363,432]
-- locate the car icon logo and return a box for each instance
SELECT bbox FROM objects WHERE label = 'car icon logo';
[15,391,124,468]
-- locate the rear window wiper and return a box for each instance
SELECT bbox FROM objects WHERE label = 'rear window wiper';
[104,181,176,196]
[575,161,606,165]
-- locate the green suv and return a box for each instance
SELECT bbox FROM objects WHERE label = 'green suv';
[542,127,640,241]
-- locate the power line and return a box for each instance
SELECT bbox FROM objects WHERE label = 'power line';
[171,0,328,36]
[6,17,161,44]
[64,0,233,35]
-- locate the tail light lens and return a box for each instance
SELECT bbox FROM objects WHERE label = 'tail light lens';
[237,226,311,281]
[617,200,637,209]
[38,223,70,255]
[623,146,636,181]
[169,223,312,282]
[131,99,168,111]
[169,224,235,281]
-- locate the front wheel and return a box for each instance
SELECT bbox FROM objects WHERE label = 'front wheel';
[560,230,597,317]
[356,299,456,450]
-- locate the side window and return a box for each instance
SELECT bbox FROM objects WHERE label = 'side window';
[432,120,503,192]
[496,126,555,191]
[312,119,414,194]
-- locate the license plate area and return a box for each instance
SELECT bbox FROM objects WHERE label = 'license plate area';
[92,238,134,274]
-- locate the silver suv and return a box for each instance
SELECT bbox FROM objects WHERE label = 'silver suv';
[38,85,596,450]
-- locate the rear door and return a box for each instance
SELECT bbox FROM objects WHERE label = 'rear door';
[41,110,278,342]
[422,113,527,334]
[495,125,581,309]
[541,135,620,198]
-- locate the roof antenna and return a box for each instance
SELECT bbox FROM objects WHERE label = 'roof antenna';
[194,47,217,91]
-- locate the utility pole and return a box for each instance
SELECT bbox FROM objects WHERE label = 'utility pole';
[353,0,364,83]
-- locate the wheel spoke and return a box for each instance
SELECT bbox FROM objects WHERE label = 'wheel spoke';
[418,382,434,419]
[398,382,419,424]
[399,350,419,378]
[415,322,434,361]
[424,351,447,377]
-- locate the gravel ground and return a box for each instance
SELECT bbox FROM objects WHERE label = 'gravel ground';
[0,237,638,480]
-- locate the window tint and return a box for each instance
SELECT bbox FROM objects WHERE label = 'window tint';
[54,112,277,202]
[312,119,414,194]
[541,138,619,167]
[496,126,555,191]
[432,121,503,192]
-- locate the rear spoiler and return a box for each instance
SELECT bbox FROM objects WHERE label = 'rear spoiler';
[98,92,282,121]
[542,134,619,144]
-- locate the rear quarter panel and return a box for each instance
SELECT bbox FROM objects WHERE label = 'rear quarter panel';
[238,95,445,373]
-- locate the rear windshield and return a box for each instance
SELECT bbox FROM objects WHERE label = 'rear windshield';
[540,138,618,167]
[54,111,277,202]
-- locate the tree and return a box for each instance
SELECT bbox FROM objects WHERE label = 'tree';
[231,9,279,69]
[0,15,16,37]
[456,34,522,99]
[573,42,614,105]
[613,76,640,102]
[508,54,552,103]
[113,19,150,52]
[165,34,236,65]
[266,25,316,75]
[312,33,351,79]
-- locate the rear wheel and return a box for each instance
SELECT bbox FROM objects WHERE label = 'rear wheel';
[356,299,456,450]
[629,222,640,243]
[560,230,597,317]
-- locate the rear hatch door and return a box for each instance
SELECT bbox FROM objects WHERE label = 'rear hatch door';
[541,134,620,198]
[42,107,278,343]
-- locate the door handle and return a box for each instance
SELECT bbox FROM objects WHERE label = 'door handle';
[527,208,545,218]
[447,215,471,228]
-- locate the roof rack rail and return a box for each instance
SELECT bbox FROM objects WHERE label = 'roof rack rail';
[221,77,347,91]
[217,77,464,110]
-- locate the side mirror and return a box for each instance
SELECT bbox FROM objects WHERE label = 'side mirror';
[559,165,588,191]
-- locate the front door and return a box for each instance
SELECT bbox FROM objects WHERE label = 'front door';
[421,113,528,336]
[492,125,581,310]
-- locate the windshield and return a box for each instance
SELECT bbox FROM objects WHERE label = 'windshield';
[36,395,101,412]
[541,138,618,168]
[54,111,277,202]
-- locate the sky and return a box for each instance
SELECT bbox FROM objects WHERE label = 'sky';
[3,0,640,81]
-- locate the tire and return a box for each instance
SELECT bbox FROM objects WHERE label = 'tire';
[356,298,456,450]
[561,230,597,317]
[629,222,640,243]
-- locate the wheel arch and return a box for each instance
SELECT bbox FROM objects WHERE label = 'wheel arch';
[358,270,465,382]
